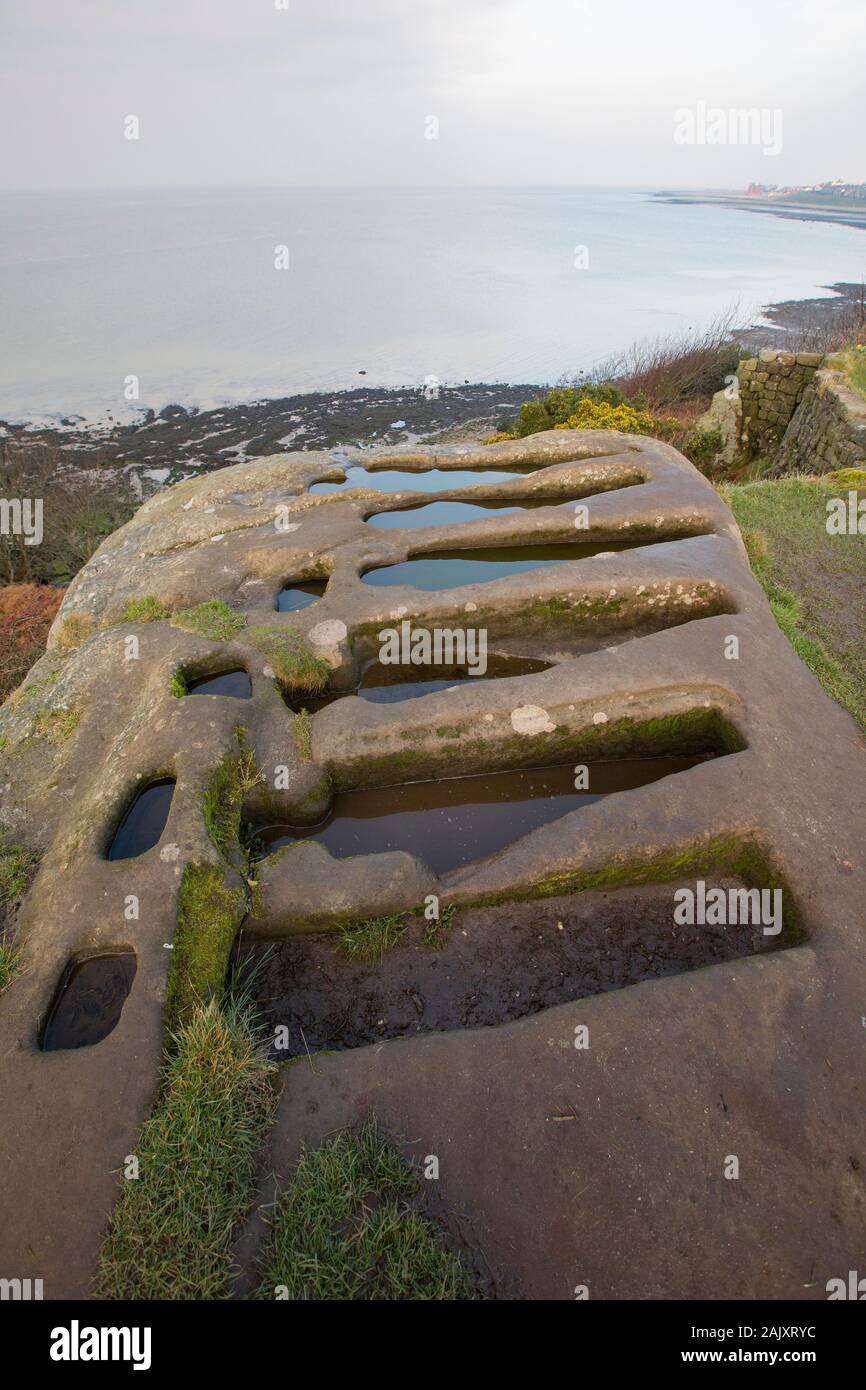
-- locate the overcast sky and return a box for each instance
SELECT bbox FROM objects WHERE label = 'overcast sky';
[1,0,864,190]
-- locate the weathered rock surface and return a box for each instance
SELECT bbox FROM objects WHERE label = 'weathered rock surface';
[0,428,863,1299]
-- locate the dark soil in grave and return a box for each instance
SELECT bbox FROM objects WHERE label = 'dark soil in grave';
[239,880,788,1060]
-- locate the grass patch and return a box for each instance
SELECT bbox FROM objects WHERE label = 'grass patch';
[55,614,94,649]
[29,705,80,745]
[722,477,866,731]
[423,904,455,948]
[118,596,169,623]
[169,669,187,698]
[837,345,866,400]
[0,838,39,996]
[338,912,406,962]
[95,995,277,1300]
[0,940,21,994]
[254,1120,478,1301]
[290,708,313,761]
[245,625,329,693]
[165,864,247,1036]
[172,600,247,642]
[0,839,39,909]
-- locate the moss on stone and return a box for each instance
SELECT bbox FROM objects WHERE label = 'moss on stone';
[169,669,187,699]
[29,706,81,745]
[290,709,314,761]
[165,863,246,1036]
[825,467,866,490]
[334,707,743,789]
[172,601,247,642]
[203,737,262,863]
[461,834,805,943]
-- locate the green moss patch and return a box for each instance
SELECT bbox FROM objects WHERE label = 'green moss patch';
[171,600,247,642]
[825,467,866,491]
[290,708,313,761]
[95,996,276,1300]
[245,626,329,693]
[466,833,805,943]
[165,864,246,1035]
[337,707,743,790]
[254,1120,478,1301]
[203,736,262,862]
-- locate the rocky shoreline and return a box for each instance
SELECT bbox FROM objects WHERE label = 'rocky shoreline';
[2,285,863,488]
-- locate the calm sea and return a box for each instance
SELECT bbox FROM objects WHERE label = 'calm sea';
[1,186,864,426]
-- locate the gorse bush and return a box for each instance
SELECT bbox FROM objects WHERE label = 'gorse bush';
[512,383,627,437]
[553,398,658,435]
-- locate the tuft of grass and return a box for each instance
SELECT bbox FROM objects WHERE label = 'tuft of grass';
[0,840,39,909]
[0,940,21,994]
[723,477,866,731]
[0,838,39,996]
[245,625,329,693]
[95,995,277,1300]
[254,1120,479,1301]
[118,596,169,624]
[55,614,94,649]
[837,345,866,400]
[290,708,313,761]
[29,705,80,745]
[169,669,187,698]
[339,912,406,962]
[423,904,455,949]
[165,863,246,1036]
[171,600,247,642]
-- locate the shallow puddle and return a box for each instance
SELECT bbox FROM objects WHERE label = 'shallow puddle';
[240,881,787,1059]
[366,498,552,528]
[276,580,326,613]
[357,652,551,703]
[253,756,709,874]
[362,540,642,589]
[186,669,252,698]
[40,951,137,1051]
[107,778,175,860]
[310,464,538,495]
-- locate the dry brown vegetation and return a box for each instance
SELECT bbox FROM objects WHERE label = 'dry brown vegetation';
[0,583,64,703]
[0,441,136,586]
